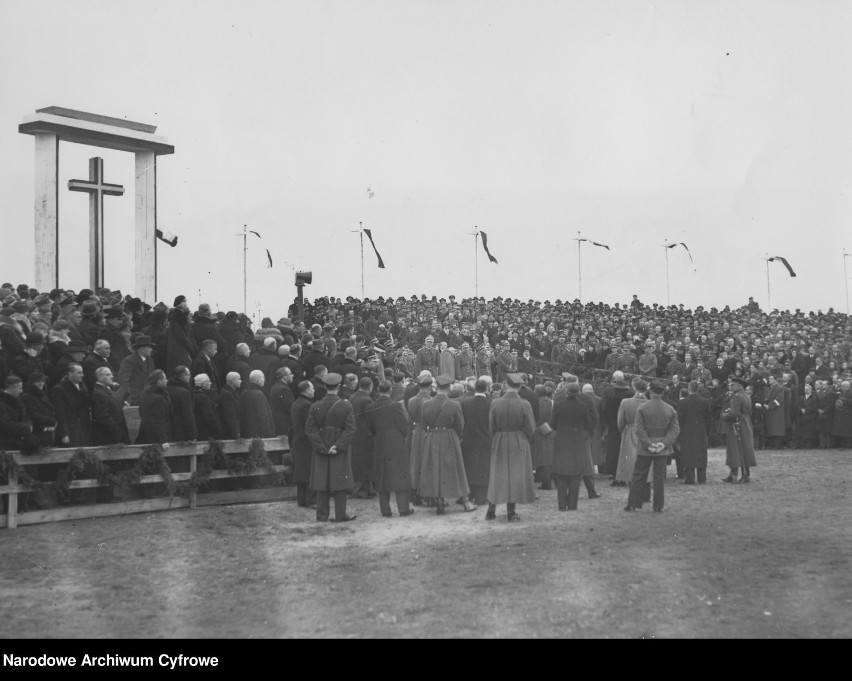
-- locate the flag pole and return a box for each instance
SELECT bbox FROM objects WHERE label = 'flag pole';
[352,224,365,299]
[663,239,670,306]
[468,228,479,298]
[765,252,771,311]
[577,231,582,302]
[844,250,850,315]
[235,224,247,314]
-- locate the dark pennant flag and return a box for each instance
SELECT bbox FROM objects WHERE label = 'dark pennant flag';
[579,238,610,250]
[480,231,498,263]
[768,256,796,277]
[363,228,385,268]
[155,228,178,247]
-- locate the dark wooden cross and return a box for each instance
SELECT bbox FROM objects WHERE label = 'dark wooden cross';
[68,157,124,290]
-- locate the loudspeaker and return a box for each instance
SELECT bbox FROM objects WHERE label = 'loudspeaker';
[295,271,312,285]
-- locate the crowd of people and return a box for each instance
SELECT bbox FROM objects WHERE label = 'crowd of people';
[2,282,852,518]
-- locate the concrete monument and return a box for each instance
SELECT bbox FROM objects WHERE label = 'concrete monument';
[19,106,175,301]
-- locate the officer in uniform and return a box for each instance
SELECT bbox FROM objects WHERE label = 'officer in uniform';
[414,335,440,377]
[305,373,357,522]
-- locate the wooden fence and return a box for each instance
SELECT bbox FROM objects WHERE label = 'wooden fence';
[0,436,293,530]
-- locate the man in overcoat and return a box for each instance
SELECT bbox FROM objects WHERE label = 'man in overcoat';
[290,380,316,507]
[349,376,376,498]
[115,334,155,406]
[239,370,275,438]
[460,377,492,505]
[91,366,130,445]
[305,373,357,522]
[414,335,440,378]
[50,363,92,447]
[676,380,712,484]
[625,380,680,512]
[548,383,593,511]
[418,374,472,515]
[219,372,242,439]
[365,380,413,517]
[721,375,757,483]
[485,373,536,521]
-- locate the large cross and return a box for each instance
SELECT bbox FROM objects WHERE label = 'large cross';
[68,156,124,290]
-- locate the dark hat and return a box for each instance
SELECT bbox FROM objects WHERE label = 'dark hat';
[80,300,99,316]
[67,340,88,354]
[173,295,186,307]
[105,307,125,319]
[435,375,453,388]
[27,371,47,384]
[11,300,29,313]
[25,332,45,346]
[729,375,748,387]
[198,303,212,317]
[77,288,95,302]
[34,292,52,306]
[505,373,524,387]
[362,351,378,362]
[131,334,156,348]
[649,380,666,393]
[277,317,294,328]
[4,375,23,387]
[322,372,342,386]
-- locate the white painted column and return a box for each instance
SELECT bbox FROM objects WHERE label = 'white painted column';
[33,133,59,291]
[135,151,157,302]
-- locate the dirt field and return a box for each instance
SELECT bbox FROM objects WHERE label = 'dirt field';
[2,447,851,639]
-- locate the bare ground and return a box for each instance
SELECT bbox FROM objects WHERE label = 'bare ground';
[2,448,851,639]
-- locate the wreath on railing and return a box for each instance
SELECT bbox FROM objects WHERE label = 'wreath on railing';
[0,438,291,510]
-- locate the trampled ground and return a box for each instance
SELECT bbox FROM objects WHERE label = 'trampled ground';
[2,448,851,639]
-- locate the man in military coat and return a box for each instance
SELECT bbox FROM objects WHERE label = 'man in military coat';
[625,380,680,512]
[305,373,357,522]
[721,374,757,484]
[365,380,413,517]
[414,335,440,377]
[485,373,536,522]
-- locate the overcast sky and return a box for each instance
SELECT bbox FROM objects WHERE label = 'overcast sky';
[1,0,851,322]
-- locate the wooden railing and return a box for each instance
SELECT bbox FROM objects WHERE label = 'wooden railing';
[0,436,292,530]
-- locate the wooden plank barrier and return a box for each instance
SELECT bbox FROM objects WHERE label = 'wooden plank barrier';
[0,436,293,530]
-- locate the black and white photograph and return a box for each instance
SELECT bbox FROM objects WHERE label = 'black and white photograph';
[1,0,851,642]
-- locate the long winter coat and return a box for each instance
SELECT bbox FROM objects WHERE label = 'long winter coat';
[136,385,171,444]
[831,389,852,439]
[365,395,411,492]
[91,383,130,445]
[722,386,757,468]
[348,391,375,483]
[585,391,604,465]
[50,378,92,447]
[115,352,154,406]
[239,383,275,438]
[486,391,536,504]
[0,390,33,451]
[290,396,314,484]
[418,393,470,499]
[460,394,492,487]
[763,383,787,438]
[549,394,594,477]
[797,391,818,443]
[406,389,431,489]
[615,394,647,483]
[531,395,554,467]
[20,383,57,448]
[165,308,196,376]
[193,387,221,441]
[306,394,357,492]
[268,379,295,439]
[676,394,711,469]
[601,384,632,473]
[218,385,241,439]
[167,378,197,441]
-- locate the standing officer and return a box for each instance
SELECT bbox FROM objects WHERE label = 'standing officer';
[485,373,536,522]
[721,374,757,483]
[305,373,357,522]
[625,380,680,512]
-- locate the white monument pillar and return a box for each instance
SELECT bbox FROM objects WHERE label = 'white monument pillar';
[33,133,59,291]
[135,150,157,302]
